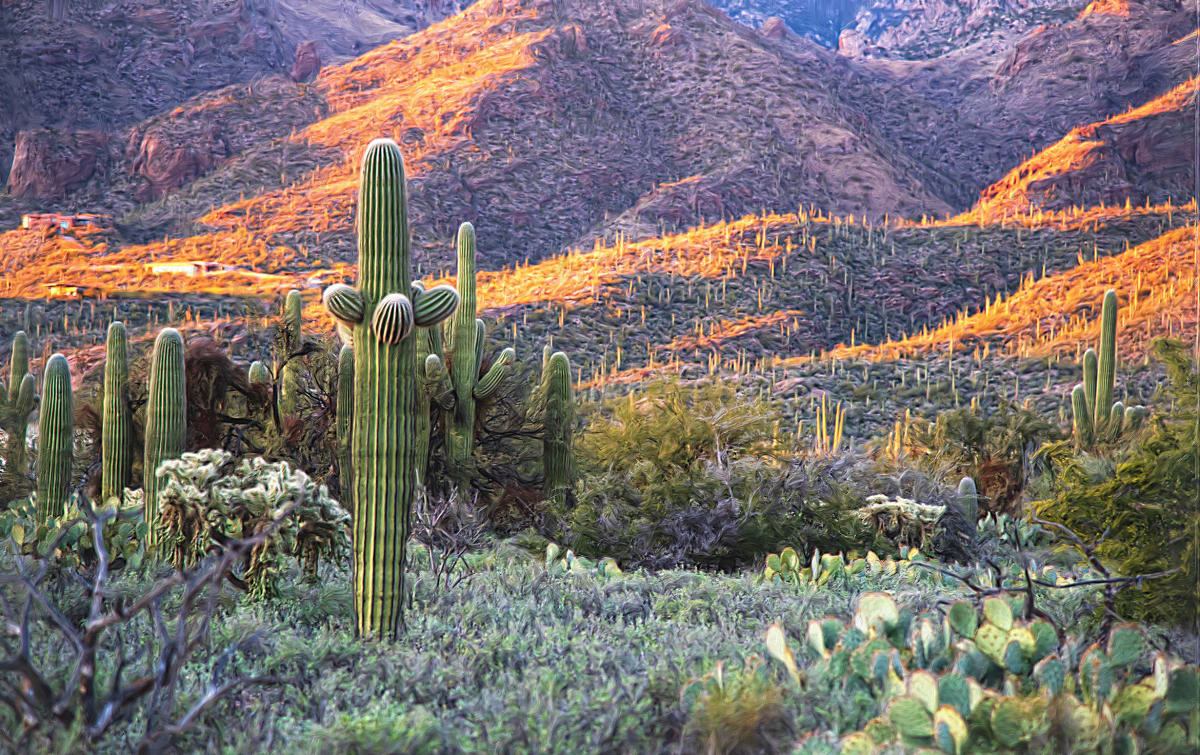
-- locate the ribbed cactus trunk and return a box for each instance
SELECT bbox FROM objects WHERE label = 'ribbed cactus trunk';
[279,289,304,418]
[1093,289,1118,435]
[542,351,574,500]
[37,354,73,520]
[957,477,978,528]
[336,344,354,501]
[144,328,186,554]
[323,139,459,639]
[101,322,132,504]
[447,222,479,482]
[2,331,35,483]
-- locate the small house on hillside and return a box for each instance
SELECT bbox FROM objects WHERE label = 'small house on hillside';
[21,213,110,232]
[147,261,224,277]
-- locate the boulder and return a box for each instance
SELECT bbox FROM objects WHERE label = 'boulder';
[290,40,321,82]
[5,129,106,198]
[129,124,227,201]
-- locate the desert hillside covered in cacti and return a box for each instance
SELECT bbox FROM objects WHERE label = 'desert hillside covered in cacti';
[0,0,1197,751]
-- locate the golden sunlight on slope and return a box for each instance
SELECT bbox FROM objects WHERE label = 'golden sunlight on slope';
[961,77,1198,221]
[1078,0,1133,18]
[826,223,1199,364]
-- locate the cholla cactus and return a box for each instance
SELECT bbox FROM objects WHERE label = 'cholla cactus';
[156,449,351,600]
[858,495,945,551]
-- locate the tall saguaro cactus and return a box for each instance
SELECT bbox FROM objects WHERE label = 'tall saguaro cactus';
[1071,289,1147,449]
[37,354,73,520]
[336,344,355,499]
[443,222,515,485]
[1,331,36,485]
[101,322,132,504]
[541,351,575,500]
[144,328,186,552]
[322,138,459,639]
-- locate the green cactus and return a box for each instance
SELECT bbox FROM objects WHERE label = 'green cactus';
[278,289,304,418]
[441,222,515,487]
[248,360,271,385]
[336,344,354,499]
[1071,290,1146,449]
[321,138,458,639]
[143,328,187,554]
[541,351,574,499]
[36,354,73,520]
[100,321,132,504]
[956,475,977,528]
[1,331,36,485]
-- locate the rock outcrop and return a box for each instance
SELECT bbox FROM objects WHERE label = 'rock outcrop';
[290,40,321,81]
[129,125,228,201]
[5,129,106,199]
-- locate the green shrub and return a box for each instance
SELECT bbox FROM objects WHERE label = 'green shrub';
[552,380,880,569]
[906,401,1065,515]
[1035,338,1200,628]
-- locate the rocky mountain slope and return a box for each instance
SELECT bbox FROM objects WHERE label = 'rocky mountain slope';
[0,0,465,182]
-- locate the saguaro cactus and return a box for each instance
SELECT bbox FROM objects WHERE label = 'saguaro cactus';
[541,351,575,500]
[101,321,132,504]
[1071,290,1147,449]
[37,354,73,520]
[144,328,186,552]
[336,344,354,499]
[443,222,515,485]
[322,138,459,639]
[1,331,36,484]
[278,289,304,418]
[957,476,978,529]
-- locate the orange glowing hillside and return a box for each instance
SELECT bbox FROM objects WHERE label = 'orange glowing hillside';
[827,221,1199,364]
[964,77,1198,222]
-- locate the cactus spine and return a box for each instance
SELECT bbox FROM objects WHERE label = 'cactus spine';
[101,322,132,504]
[322,138,458,639]
[144,328,186,552]
[278,289,304,418]
[37,354,73,520]
[1071,290,1146,449]
[542,351,574,499]
[336,344,354,500]
[1,331,36,484]
[443,222,515,486]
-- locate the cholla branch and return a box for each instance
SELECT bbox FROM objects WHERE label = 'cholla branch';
[0,493,292,750]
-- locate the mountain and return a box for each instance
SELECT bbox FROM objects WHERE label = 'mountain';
[0,0,464,182]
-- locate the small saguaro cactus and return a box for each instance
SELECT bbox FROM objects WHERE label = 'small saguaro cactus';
[1,331,36,485]
[37,354,73,520]
[322,138,459,639]
[278,289,305,418]
[442,221,516,486]
[541,351,575,500]
[248,360,271,385]
[1071,290,1147,449]
[144,328,187,553]
[101,321,132,504]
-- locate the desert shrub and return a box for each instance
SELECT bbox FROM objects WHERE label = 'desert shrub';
[157,449,351,599]
[551,380,880,569]
[680,656,789,754]
[906,400,1065,514]
[1034,338,1200,629]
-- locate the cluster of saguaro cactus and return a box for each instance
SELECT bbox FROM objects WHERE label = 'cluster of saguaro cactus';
[1071,289,1148,450]
[0,332,36,487]
[143,328,187,554]
[438,222,516,488]
[101,322,132,504]
[322,138,460,639]
[36,354,73,520]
